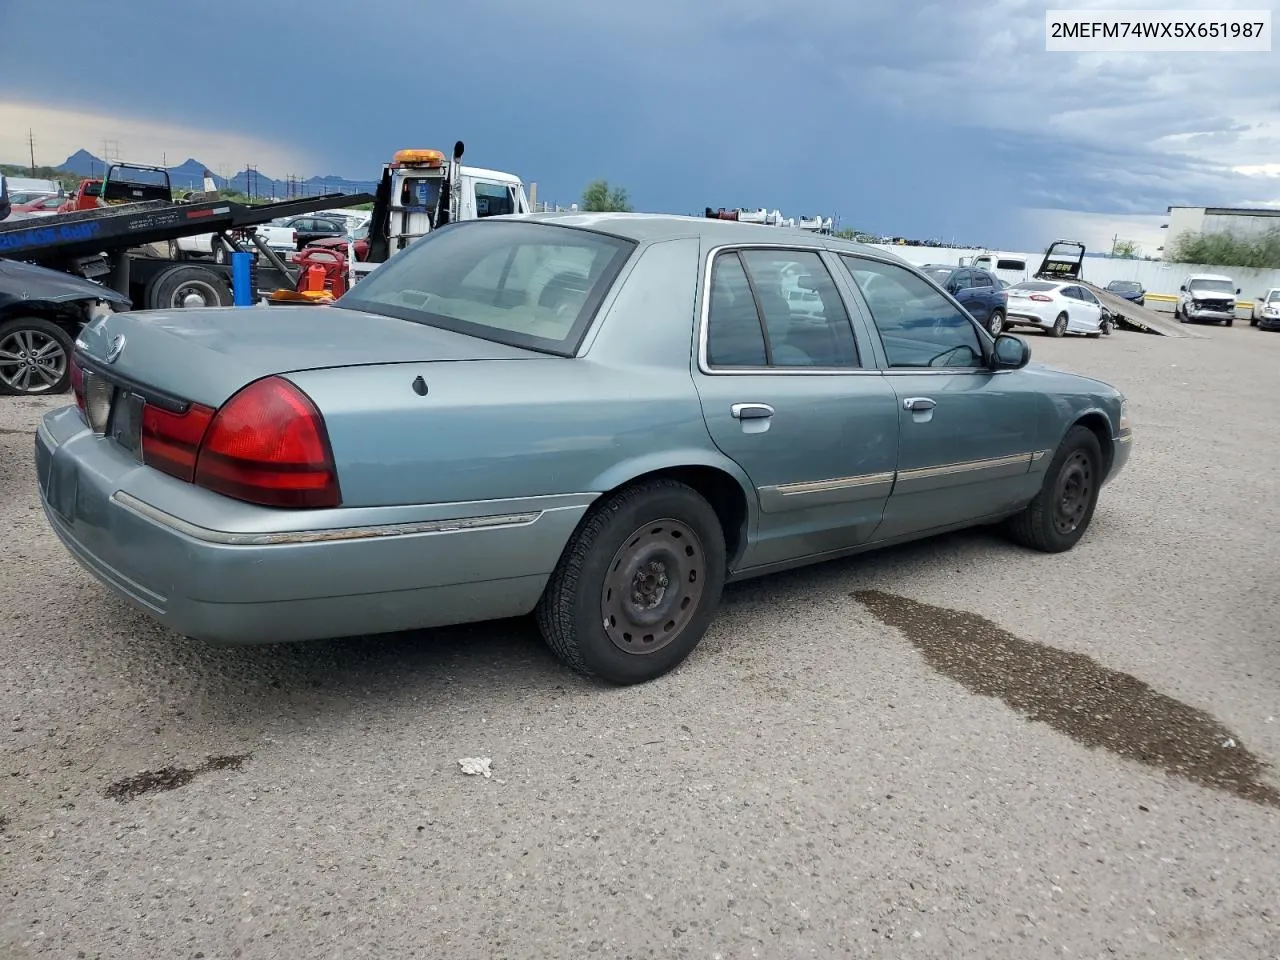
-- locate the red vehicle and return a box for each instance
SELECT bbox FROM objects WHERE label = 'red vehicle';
[12,194,64,217]
[297,218,371,261]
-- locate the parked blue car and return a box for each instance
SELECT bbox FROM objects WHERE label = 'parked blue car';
[1105,280,1146,306]
[37,214,1131,685]
[919,264,1010,338]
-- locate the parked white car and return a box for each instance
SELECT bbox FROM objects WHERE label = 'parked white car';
[1004,280,1111,338]
[1250,287,1280,328]
[176,222,298,263]
[1175,273,1239,326]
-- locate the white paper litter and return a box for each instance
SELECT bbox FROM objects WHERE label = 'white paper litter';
[1222,738,1236,749]
[458,757,493,778]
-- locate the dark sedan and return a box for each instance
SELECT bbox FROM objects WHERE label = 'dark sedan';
[1105,280,1145,306]
[919,264,1010,337]
[280,215,348,250]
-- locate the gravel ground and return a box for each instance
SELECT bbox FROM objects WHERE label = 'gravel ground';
[2,323,1278,959]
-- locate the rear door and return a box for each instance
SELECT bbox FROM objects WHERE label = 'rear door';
[692,244,900,570]
[967,269,995,324]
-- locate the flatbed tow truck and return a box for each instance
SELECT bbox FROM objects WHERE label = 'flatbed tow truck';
[0,162,373,311]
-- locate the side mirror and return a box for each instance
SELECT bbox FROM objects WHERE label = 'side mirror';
[991,334,1030,370]
[1179,284,1186,292]
[1236,287,1242,295]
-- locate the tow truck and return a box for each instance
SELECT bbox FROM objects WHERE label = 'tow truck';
[0,161,372,311]
[288,142,530,298]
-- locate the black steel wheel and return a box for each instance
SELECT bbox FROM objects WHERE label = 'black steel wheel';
[601,518,707,655]
[1003,424,1103,553]
[536,478,727,684]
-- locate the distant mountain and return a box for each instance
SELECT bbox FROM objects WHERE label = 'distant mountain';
[54,149,379,200]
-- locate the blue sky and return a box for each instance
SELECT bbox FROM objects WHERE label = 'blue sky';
[1,0,1276,253]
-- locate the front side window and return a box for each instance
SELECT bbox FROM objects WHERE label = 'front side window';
[704,248,859,369]
[839,256,984,369]
[339,220,635,356]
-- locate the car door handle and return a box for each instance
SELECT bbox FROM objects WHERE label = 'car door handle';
[903,397,936,412]
[731,402,775,420]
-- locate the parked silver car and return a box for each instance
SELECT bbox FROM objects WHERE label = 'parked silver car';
[37,214,1131,684]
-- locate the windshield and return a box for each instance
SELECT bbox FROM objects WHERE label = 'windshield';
[1267,290,1280,302]
[338,219,636,356]
[1109,281,1141,292]
[1189,278,1234,294]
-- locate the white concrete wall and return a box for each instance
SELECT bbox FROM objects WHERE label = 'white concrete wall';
[864,243,1280,310]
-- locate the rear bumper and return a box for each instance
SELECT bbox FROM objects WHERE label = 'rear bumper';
[35,407,591,645]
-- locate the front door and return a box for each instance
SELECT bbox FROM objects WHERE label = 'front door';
[693,246,900,570]
[836,253,1048,541]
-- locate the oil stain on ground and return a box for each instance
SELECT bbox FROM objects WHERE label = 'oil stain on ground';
[854,590,1280,808]
[104,753,252,803]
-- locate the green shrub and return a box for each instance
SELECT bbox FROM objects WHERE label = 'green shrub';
[1167,229,1280,269]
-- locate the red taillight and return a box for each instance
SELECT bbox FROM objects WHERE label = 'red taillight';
[70,357,85,413]
[141,401,215,482]
[1030,294,1053,302]
[192,376,341,508]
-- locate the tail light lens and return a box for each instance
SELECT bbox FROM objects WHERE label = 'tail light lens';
[141,401,215,482]
[140,376,340,508]
[194,377,340,508]
[1030,294,1053,301]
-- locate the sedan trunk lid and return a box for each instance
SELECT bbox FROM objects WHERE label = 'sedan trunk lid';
[73,304,546,408]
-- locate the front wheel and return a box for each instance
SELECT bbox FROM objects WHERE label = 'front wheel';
[0,316,75,396]
[1225,316,1234,327]
[1002,424,1103,553]
[536,479,727,685]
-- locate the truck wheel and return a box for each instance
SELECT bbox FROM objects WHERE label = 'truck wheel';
[535,478,727,685]
[145,265,233,310]
[0,317,75,396]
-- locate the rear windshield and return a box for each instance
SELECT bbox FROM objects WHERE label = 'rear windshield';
[995,258,1025,271]
[1010,281,1057,291]
[1188,278,1234,294]
[338,220,636,356]
[921,266,955,282]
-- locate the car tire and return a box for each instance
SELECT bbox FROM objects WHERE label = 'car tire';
[1051,312,1068,337]
[0,316,75,396]
[1003,424,1103,553]
[535,478,727,685]
[1225,317,1234,327]
[987,309,1005,337]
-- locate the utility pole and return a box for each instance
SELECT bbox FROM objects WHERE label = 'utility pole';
[27,129,36,175]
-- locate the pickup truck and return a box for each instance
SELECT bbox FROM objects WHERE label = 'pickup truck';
[176,221,298,264]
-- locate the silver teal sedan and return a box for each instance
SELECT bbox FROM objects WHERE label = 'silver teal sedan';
[36,213,1132,685]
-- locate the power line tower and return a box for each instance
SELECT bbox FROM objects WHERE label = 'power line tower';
[246,164,259,201]
[102,138,121,163]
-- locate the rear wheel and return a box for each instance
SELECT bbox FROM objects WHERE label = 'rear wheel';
[1051,312,1068,337]
[0,317,74,396]
[535,479,727,685]
[145,265,233,310]
[987,309,1005,337]
[1003,424,1103,553]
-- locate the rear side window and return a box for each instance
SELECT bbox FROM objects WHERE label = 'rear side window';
[339,220,635,356]
[705,248,859,369]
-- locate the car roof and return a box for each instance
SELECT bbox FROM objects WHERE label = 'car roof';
[504,212,913,264]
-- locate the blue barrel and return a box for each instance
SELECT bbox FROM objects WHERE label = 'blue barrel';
[231,251,254,306]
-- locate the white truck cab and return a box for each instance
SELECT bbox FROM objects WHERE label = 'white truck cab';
[1176,273,1240,326]
[972,251,1030,286]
